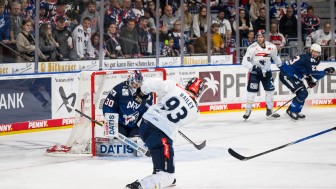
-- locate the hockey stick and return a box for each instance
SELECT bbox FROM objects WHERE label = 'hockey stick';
[266,96,295,119]
[144,103,206,150]
[74,109,151,157]
[178,130,206,150]
[228,126,336,161]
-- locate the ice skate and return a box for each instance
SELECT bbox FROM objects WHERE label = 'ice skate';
[286,108,298,121]
[298,113,306,119]
[243,109,251,120]
[125,180,142,189]
[266,109,280,119]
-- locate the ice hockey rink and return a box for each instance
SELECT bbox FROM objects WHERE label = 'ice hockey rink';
[1,106,336,189]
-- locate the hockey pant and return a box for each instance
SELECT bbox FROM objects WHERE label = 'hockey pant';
[139,119,175,189]
[246,71,275,110]
[279,72,308,113]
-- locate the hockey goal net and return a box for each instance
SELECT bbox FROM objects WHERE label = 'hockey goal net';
[46,68,166,157]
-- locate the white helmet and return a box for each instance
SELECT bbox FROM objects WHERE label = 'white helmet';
[310,43,321,53]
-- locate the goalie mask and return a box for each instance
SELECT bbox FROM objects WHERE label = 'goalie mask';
[185,77,204,97]
[128,70,143,84]
[128,70,143,92]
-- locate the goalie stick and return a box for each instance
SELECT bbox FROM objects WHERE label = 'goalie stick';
[74,109,151,157]
[228,126,336,161]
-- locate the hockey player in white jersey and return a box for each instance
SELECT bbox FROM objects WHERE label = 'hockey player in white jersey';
[125,77,205,189]
[242,29,282,120]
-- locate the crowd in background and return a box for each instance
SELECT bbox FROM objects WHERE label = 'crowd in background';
[0,0,335,63]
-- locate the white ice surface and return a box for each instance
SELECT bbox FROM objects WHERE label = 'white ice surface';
[1,106,336,189]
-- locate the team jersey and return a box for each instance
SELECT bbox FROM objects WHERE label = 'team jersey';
[242,41,282,72]
[141,78,199,140]
[102,81,153,128]
[71,24,95,59]
[281,53,325,80]
[305,29,335,47]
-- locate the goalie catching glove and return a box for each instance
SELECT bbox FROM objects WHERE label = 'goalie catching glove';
[134,87,148,104]
[305,75,316,88]
[324,67,335,74]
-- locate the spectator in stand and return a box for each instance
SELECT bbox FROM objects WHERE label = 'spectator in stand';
[242,30,255,47]
[105,22,123,59]
[182,2,193,38]
[0,0,12,62]
[20,0,33,20]
[39,23,60,61]
[249,0,265,23]
[225,31,237,63]
[144,8,155,32]
[168,20,194,54]
[224,0,237,24]
[269,22,286,52]
[212,10,232,39]
[81,0,100,34]
[161,37,179,57]
[52,16,73,61]
[9,2,24,43]
[16,19,48,62]
[119,19,140,58]
[210,23,225,54]
[301,6,320,44]
[193,6,207,38]
[253,7,266,33]
[147,0,156,17]
[161,5,179,33]
[136,16,153,56]
[120,0,136,27]
[105,0,122,29]
[39,3,50,25]
[91,32,107,59]
[50,1,77,31]
[270,0,288,23]
[306,21,335,60]
[192,33,207,54]
[291,0,309,16]
[70,17,96,60]
[279,6,297,39]
[232,9,253,41]
[0,1,10,44]
[132,0,144,21]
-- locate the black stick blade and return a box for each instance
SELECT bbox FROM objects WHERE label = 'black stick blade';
[195,140,206,150]
[228,148,249,161]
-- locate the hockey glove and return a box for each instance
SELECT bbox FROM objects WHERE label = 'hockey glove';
[305,75,317,88]
[324,67,335,74]
[134,88,148,104]
[250,65,262,75]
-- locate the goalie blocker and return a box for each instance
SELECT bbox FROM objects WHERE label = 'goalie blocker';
[46,113,147,157]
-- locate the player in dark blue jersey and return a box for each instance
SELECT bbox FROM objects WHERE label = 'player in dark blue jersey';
[279,43,335,120]
[102,70,153,137]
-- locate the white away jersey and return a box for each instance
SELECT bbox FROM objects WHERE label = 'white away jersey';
[142,78,199,140]
[242,41,282,71]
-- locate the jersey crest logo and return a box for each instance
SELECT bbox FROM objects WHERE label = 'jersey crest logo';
[122,89,129,96]
[123,112,139,125]
[127,101,141,110]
